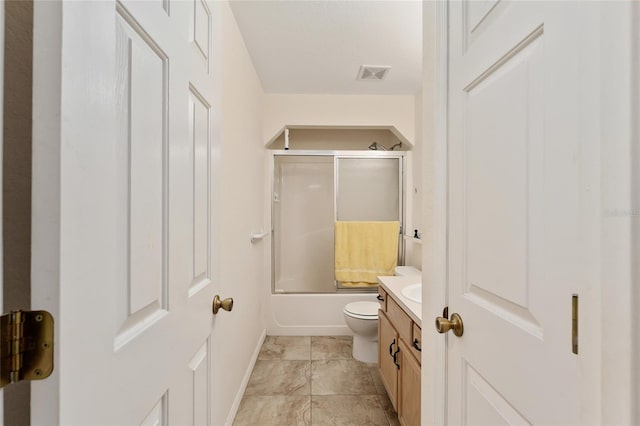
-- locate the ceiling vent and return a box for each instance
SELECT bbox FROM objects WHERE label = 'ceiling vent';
[357,65,391,81]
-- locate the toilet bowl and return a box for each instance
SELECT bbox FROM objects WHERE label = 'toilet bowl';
[343,267,421,363]
[343,301,379,363]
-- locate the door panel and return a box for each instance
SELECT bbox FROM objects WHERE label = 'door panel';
[31,1,216,423]
[115,5,169,349]
[448,1,597,424]
[188,87,212,296]
[464,364,526,425]
[189,339,210,425]
[140,396,167,426]
[465,32,542,312]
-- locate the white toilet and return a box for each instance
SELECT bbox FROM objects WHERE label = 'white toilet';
[343,301,380,362]
[343,266,421,363]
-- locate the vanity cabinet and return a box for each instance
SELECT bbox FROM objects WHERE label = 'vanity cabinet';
[378,287,421,426]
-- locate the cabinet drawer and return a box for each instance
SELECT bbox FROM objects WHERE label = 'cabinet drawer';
[410,323,422,364]
[378,288,388,311]
[386,296,412,344]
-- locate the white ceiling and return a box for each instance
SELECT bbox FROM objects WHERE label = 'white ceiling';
[229,1,423,95]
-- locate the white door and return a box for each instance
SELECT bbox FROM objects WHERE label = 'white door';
[447,1,599,424]
[31,1,216,424]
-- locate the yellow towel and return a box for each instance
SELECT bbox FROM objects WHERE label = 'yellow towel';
[334,221,400,287]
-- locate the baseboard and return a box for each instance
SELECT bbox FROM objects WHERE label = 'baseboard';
[224,328,267,426]
[266,324,352,336]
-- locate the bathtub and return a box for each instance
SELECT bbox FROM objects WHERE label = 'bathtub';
[265,292,378,336]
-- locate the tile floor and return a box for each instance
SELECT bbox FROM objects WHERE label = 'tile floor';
[233,336,400,426]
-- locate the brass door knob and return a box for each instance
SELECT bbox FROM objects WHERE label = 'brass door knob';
[212,295,234,315]
[435,313,464,337]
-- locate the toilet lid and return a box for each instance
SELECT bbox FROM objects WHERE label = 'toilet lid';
[344,301,379,317]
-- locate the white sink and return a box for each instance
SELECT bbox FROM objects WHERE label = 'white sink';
[402,283,422,303]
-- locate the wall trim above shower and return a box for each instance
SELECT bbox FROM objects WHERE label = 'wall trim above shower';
[265,126,414,151]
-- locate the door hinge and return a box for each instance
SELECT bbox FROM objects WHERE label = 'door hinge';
[1,310,54,389]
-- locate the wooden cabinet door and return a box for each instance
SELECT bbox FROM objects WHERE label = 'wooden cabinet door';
[398,339,421,426]
[378,310,399,409]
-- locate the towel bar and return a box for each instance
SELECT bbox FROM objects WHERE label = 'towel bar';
[250,231,270,244]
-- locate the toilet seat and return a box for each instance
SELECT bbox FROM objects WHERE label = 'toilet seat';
[343,301,379,320]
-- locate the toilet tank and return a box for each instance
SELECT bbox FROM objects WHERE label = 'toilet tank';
[394,266,421,276]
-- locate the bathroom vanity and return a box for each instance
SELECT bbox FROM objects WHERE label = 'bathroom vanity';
[377,276,422,426]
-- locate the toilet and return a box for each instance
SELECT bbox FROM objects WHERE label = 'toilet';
[343,266,422,363]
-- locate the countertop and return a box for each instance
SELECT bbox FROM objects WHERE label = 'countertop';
[377,275,422,327]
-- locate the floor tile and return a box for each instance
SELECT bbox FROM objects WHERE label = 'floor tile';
[234,336,402,425]
[259,336,311,360]
[233,395,311,426]
[311,359,377,395]
[311,395,390,426]
[244,360,311,396]
[377,393,400,426]
[369,366,387,395]
[311,336,353,360]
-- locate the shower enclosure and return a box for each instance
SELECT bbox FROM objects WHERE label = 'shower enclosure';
[272,151,404,293]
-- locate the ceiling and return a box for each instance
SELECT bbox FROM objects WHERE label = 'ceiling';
[228,1,423,95]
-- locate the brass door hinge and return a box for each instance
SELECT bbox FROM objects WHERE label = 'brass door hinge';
[0,310,54,389]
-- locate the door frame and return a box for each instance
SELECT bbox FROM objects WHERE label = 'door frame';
[598,2,640,423]
[420,1,447,425]
[422,1,638,424]
[0,0,4,421]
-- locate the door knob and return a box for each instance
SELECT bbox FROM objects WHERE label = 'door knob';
[435,312,464,337]
[212,295,234,315]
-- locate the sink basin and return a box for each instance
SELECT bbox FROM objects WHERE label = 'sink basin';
[402,284,422,303]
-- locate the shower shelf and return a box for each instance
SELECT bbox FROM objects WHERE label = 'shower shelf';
[403,235,422,245]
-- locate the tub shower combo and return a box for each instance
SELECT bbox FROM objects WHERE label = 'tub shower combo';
[268,150,412,347]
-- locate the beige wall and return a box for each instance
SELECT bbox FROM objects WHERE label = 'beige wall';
[264,93,416,145]
[210,2,267,424]
[404,90,424,268]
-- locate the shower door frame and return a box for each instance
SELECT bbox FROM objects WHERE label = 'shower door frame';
[270,149,406,294]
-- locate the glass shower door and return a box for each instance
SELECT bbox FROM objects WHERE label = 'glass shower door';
[273,155,336,293]
[336,157,401,222]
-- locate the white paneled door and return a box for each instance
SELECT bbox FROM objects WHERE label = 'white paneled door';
[31,1,216,424]
[447,1,598,424]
